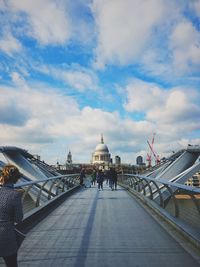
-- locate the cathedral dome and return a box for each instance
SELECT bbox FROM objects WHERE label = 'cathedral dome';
[95,143,109,152]
[91,134,111,165]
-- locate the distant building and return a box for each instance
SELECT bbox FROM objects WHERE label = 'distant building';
[115,155,121,165]
[91,134,111,167]
[67,150,72,164]
[136,156,143,165]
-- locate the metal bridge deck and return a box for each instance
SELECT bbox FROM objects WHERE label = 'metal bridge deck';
[2,184,200,267]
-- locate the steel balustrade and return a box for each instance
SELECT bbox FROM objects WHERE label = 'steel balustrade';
[119,173,200,219]
[119,172,200,248]
[14,174,80,210]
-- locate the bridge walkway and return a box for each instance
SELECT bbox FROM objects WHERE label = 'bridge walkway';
[3,184,200,266]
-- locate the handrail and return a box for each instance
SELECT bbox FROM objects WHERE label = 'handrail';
[119,172,200,245]
[124,173,200,193]
[119,173,200,219]
[14,173,80,188]
[15,173,80,210]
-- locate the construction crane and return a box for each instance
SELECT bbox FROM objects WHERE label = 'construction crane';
[146,133,155,167]
[146,152,152,168]
[146,133,160,167]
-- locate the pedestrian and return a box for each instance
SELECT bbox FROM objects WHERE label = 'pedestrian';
[79,168,86,186]
[97,169,104,191]
[112,168,118,190]
[0,164,23,267]
[104,169,109,185]
[108,167,118,190]
[107,168,112,190]
[91,169,97,186]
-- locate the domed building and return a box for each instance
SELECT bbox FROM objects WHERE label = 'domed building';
[92,134,111,166]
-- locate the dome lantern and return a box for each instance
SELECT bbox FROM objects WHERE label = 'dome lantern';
[101,133,104,144]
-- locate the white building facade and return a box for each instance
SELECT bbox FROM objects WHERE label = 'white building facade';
[91,135,111,166]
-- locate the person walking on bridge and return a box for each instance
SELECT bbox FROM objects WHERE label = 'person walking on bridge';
[0,164,23,267]
[79,168,86,186]
[91,169,97,186]
[108,167,118,190]
[97,169,104,191]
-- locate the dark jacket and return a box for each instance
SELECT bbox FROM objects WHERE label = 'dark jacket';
[108,168,118,182]
[0,186,23,256]
[80,169,86,179]
[97,170,104,183]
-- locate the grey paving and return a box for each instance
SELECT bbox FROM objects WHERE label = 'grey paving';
[1,184,199,266]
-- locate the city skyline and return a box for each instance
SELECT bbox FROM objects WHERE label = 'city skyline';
[0,0,200,165]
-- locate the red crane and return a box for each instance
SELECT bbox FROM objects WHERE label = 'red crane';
[146,133,155,167]
[146,133,160,166]
[146,152,152,167]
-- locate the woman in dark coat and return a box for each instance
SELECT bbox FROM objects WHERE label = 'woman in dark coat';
[79,168,86,186]
[108,167,118,190]
[0,164,23,267]
[97,169,104,191]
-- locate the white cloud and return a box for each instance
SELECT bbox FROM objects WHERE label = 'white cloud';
[54,68,98,92]
[91,0,200,81]
[147,89,200,125]
[124,79,166,112]
[190,0,200,17]
[30,64,99,92]
[8,0,71,45]
[0,31,22,55]
[0,0,6,10]
[124,79,200,143]
[170,21,198,49]
[62,71,94,92]
[169,20,200,72]
[92,0,169,68]
[10,72,27,88]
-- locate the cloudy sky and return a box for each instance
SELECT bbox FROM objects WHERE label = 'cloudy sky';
[0,0,200,165]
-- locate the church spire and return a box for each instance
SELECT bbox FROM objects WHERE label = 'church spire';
[101,133,104,144]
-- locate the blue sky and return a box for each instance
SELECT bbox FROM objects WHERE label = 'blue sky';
[0,0,200,165]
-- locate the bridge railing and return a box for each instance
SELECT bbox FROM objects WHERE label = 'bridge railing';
[118,173,200,243]
[15,173,80,213]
